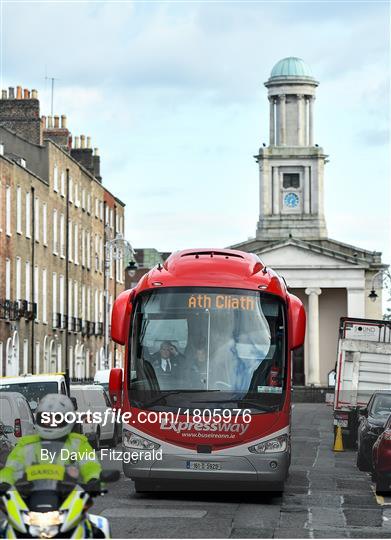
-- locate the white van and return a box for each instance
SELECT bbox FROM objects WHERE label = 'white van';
[0,374,68,412]
[0,392,35,444]
[93,370,110,391]
[71,385,119,448]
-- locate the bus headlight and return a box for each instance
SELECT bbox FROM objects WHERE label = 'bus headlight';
[123,430,160,450]
[249,434,287,454]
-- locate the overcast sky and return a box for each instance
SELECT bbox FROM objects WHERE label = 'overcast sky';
[1,1,390,267]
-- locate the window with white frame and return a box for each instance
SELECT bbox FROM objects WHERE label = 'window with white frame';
[53,165,58,192]
[52,210,58,254]
[99,238,103,273]
[95,235,99,271]
[81,229,85,267]
[110,208,113,229]
[43,203,47,246]
[74,183,79,208]
[95,198,99,218]
[60,214,65,258]
[81,285,86,320]
[74,281,78,319]
[59,275,64,315]
[105,205,109,225]
[87,193,91,214]
[69,177,73,203]
[120,216,124,234]
[109,255,113,279]
[6,186,11,236]
[68,220,73,262]
[74,223,78,264]
[82,189,86,211]
[60,171,65,197]
[34,198,39,242]
[34,266,39,321]
[68,279,73,319]
[25,192,31,238]
[42,269,47,324]
[5,259,11,300]
[52,273,57,319]
[16,257,21,301]
[87,287,91,321]
[25,261,30,302]
[99,201,103,221]
[99,292,103,322]
[86,232,91,269]
[16,187,22,234]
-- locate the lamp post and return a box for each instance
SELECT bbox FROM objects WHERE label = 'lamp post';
[103,233,137,369]
[368,269,391,303]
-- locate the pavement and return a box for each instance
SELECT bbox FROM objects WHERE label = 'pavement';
[93,403,391,538]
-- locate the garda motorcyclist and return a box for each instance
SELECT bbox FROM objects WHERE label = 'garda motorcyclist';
[0,394,102,491]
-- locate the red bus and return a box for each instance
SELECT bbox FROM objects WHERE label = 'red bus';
[109,249,305,492]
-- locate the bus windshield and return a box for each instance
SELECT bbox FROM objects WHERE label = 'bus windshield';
[129,288,286,413]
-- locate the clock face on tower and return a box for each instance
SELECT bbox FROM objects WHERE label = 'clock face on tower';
[284,192,299,208]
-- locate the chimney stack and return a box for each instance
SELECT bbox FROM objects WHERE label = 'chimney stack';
[61,115,67,129]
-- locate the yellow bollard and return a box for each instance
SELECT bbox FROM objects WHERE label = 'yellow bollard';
[333,426,344,452]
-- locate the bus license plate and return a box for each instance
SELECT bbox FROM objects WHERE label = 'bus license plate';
[333,418,348,427]
[186,461,222,471]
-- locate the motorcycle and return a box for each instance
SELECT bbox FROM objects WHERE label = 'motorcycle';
[0,464,120,538]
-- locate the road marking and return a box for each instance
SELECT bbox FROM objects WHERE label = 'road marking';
[101,508,208,518]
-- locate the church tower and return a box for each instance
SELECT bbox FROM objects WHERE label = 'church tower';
[256,57,328,240]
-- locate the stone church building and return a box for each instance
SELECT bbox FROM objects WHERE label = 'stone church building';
[230,57,386,387]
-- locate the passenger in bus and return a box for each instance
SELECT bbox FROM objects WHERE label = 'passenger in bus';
[185,347,208,389]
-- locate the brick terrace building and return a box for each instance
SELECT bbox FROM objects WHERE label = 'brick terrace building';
[0,86,125,378]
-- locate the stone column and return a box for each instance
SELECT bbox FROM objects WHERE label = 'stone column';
[272,166,279,215]
[297,95,304,146]
[269,97,275,146]
[304,166,310,214]
[347,288,365,318]
[305,287,322,386]
[279,95,286,145]
[309,96,315,146]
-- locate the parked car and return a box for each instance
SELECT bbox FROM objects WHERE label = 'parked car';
[0,374,69,412]
[93,370,110,392]
[372,413,391,493]
[70,385,119,449]
[0,391,35,444]
[357,392,391,471]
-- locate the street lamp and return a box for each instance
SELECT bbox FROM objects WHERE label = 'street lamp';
[368,269,391,302]
[103,233,137,369]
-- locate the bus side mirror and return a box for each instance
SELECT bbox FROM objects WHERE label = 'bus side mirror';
[288,293,306,350]
[109,368,123,409]
[111,289,134,345]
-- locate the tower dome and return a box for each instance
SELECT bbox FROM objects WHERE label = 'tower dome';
[270,57,314,80]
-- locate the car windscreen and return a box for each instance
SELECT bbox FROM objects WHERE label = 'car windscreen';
[0,382,59,411]
[129,287,286,413]
[371,394,391,417]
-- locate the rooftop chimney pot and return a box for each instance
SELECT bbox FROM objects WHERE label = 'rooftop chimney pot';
[80,135,85,149]
[8,87,14,99]
[61,115,67,129]
[1,90,6,99]
[48,116,53,129]
[74,136,80,149]
[54,115,60,128]
[23,89,29,99]
[87,136,91,149]
[41,116,47,129]
[16,86,22,99]
[94,147,99,156]
[31,89,38,99]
